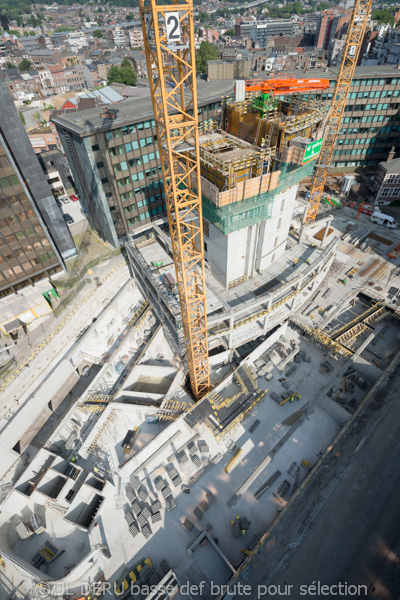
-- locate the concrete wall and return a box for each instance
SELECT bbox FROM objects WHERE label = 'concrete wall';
[205,221,229,287]
[257,185,297,272]
[204,184,297,287]
[352,355,382,383]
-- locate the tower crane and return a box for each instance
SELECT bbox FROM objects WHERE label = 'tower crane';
[139,0,209,399]
[304,0,373,224]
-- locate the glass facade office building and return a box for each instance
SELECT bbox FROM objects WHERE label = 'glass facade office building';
[302,65,400,169]
[52,80,233,247]
[0,77,76,298]
[52,68,400,247]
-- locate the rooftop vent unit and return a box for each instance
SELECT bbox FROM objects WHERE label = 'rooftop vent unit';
[100,109,116,119]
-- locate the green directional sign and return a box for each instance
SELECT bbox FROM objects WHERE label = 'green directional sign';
[303,139,323,163]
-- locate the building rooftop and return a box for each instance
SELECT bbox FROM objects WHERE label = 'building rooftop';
[2,68,23,80]
[274,64,400,81]
[379,156,400,173]
[51,78,234,136]
[30,49,56,56]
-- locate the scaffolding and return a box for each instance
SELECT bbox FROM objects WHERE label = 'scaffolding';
[192,89,327,236]
[202,161,315,235]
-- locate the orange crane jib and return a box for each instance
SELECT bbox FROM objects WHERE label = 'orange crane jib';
[243,78,330,96]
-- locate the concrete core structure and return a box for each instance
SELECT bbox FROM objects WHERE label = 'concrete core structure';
[196,94,327,288]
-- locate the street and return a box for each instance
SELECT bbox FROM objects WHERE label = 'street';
[270,385,400,599]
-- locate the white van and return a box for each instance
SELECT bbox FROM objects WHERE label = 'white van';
[370,211,397,229]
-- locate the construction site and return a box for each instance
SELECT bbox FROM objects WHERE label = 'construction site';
[1,0,400,598]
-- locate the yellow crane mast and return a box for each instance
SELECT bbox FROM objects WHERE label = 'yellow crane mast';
[139,0,210,399]
[304,0,373,224]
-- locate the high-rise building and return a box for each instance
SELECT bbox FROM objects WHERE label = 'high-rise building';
[0,76,76,299]
[51,80,230,246]
[51,66,400,248]
[315,12,335,50]
[238,20,299,45]
[299,65,400,169]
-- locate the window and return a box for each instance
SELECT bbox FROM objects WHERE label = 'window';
[137,200,143,208]
[137,122,144,130]
[96,161,104,169]
[274,237,278,248]
[0,177,12,190]
[110,146,123,157]
[92,144,99,151]
[144,120,151,128]
[146,136,152,145]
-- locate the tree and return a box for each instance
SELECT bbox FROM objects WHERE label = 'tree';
[5,61,13,68]
[225,28,235,37]
[371,8,395,26]
[197,10,209,22]
[93,29,103,38]
[55,26,74,32]
[0,14,10,30]
[195,41,219,74]
[27,15,42,26]
[18,58,31,72]
[126,12,134,21]
[107,59,137,86]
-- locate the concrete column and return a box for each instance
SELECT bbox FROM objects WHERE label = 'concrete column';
[321,217,333,247]
[290,276,304,310]
[263,298,272,331]
[228,314,235,359]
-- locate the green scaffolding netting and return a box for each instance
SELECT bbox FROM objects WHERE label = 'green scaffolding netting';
[202,161,315,234]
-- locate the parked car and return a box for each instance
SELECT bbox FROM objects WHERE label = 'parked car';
[70,194,79,202]
[56,199,63,208]
[63,213,74,224]
[61,196,70,204]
